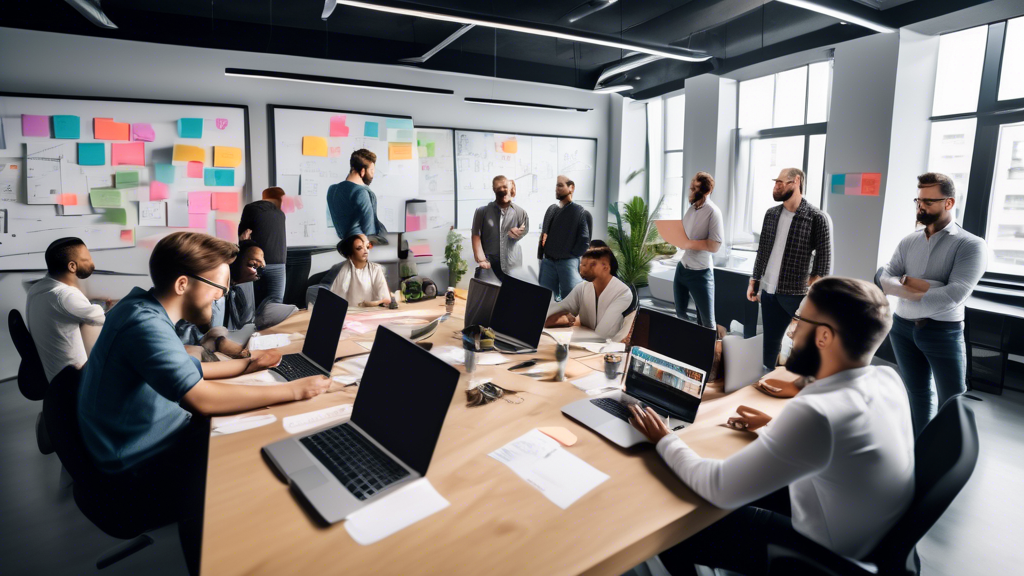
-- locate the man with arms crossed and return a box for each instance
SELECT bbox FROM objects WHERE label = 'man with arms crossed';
[472,175,529,283]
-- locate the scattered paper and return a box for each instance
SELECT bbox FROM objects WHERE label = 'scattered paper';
[78,143,105,166]
[94,118,130,140]
[53,115,80,139]
[22,114,51,137]
[132,123,155,142]
[345,478,449,545]
[155,163,176,183]
[570,372,622,395]
[211,414,277,436]
[204,168,235,187]
[302,136,328,157]
[489,429,609,509]
[538,426,577,446]
[248,333,292,350]
[430,345,510,366]
[364,122,379,138]
[173,144,205,163]
[178,117,204,138]
[213,146,242,168]
[282,404,353,435]
[139,201,167,226]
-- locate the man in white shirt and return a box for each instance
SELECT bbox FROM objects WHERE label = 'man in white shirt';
[671,172,724,328]
[329,234,391,307]
[26,237,107,382]
[545,246,633,341]
[631,277,914,575]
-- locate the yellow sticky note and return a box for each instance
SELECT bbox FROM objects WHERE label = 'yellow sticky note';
[172,144,205,163]
[213,146,242,168]
[388,142,413,161]
[538,426,577,446]
[302,136,328,157]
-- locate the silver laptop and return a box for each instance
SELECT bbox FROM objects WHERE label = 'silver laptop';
[269,288,347,382]
[262,326,460,524]
[488,274,552,354]
[562,346,708,448]
[723,333,765,393]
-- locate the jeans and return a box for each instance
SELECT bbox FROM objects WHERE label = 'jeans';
[538,257,582,301]
[889,314,967,436]
[674,264,715,328]
[760,291,804,370]
[259,263,286,305]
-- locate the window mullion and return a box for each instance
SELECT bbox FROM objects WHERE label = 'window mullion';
[977,21,1006,114]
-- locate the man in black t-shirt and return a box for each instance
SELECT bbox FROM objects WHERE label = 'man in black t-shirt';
[239,187,287,305]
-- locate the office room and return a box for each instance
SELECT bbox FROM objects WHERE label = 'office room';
[1,0,1023,574]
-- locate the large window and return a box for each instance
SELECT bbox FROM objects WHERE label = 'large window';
[646,94,685,220]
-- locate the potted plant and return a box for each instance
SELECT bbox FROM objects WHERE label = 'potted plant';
[444,228,469,287]
[607,195,664,287]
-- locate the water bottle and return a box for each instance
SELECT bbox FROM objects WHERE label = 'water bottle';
[445,286,456,314]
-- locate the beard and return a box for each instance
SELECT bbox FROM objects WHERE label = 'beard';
[785,331,821,377]
[916,210,940,226]
[580,270,596,282]
[182,291,214,327]
[690,190,706,205]
[773,188,794,202]
[75,263,95,279]
[363,174,374,185]
[556,190,571,201]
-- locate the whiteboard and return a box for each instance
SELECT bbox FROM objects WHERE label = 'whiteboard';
[0,93,249,259]
[414,127,455,229]
[454,130,596,229]
[270,106,419,247]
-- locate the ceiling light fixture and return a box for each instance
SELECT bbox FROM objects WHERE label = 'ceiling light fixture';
[332,0,711,62]
[593,84,633,94]
[594,54,662,89]
[224,68,454,95]
[464,97,592,112]
[64,0,117,29]
[775,0,894,33]
[399,24,476,64]
[566,0,618,24]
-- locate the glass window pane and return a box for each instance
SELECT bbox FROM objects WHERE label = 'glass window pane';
[665,94,686,150]
[932,25,988,116]
[998,17,1024,101]
[806,134,827,207]
[739,75,775,130]
[660,152,684,220]
[750,136,806,235]
[928,118,977,224]
[806,61,831,123]
[985,121,1024,277]
[774,66,808,128]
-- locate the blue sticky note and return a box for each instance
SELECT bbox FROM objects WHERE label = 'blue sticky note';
[204,168,235,187]
[385,118,413,130]
[155,163,176,184]
[52,115,81,139]
[178,118,204,138]
[364,122,379,138]
[830,173,845,195]
[78,142,105,166]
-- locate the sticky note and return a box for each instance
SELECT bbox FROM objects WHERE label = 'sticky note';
[389,142,413,161]
[187,161,204,178]
[417,146,427,158]
[215,219,238,242]
[328,147,341,158]
[830,173,845,195]
[502,140,518,154]
[57,194,79,206]
[538,427,577,447]
[173,144,205,163]
[120,229,134,242]
[188,192,212,214]
[861,173,881,196]
[281,195,297,213]
[189,213,208,228]
[394,129,414,142]
[364,122,379,138]
[385,118,414,130]
[211,192,239,212]
[213,146,242,168]
[94,118,130,140]
[53,116,80,139]
[154,163,176,184]
[302,136,328,157]
[330,115,349,137]
[426,142,436,158]
[178,118,204,138]
[115,171,140,188]
[90,188,122,208]
[204,168,235,187]
[150,181,169,201]
[78,143,105,166]
[132,123,155,142]
[103,208,128,226]
[22,115,50,137]
[111,142,145,166]
[215,118,228,130]
[845,173,863,196]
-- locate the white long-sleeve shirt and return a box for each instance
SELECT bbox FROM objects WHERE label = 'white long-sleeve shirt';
[329,260,389,305]
[655,366,915,559]
[25,276,106,382]
[546,276,633,340]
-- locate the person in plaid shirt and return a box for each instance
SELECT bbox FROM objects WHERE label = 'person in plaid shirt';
[746,167,832,368]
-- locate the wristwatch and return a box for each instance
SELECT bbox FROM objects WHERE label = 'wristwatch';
[899,274,908,285]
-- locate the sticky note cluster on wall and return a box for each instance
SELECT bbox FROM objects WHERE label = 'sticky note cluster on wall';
[173,144,205,163]
[830,173,881,196]
[94,118,130,140]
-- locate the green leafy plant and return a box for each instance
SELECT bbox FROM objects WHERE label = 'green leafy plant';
[444,229,469,287]
[607,195,664,287]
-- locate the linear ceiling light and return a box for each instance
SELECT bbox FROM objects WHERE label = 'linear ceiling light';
[64,0,117,29]
[464,98,592,112]
[593,84,633,94]
[399,24,475,64]
[775,0,894,33]
[595,54,662,89]
[333,0,711,62]
[224,68,454,95]
[566,0,618,24]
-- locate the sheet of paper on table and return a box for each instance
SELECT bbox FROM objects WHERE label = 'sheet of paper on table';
[282,404,353,435]
[431,345,511,366]
[570,341,626,354]
[248,333,293,350]
[211,415,277,436]
[344,478,450,545]
[217,371,281,386]
[489,429,609,509]
[571,372,623,395]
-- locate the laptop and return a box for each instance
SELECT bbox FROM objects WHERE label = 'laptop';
[723,333,765,393]
[262,326,460,524]
[628,307,717,376]
[488,274,552,354]
[561,345,709,448]
[269,288,347,382]
[465,277,500,328]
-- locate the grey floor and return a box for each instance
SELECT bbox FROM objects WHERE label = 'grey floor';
[2,378,1021,576]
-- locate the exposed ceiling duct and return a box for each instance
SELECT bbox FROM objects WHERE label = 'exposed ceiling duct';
[399,24,475,64]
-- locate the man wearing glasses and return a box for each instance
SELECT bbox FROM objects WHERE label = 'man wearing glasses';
[747,167,833,369]
[879,172,987,436]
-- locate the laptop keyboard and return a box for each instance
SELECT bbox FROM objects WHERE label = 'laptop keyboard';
[591,398,633,422]
[299,424,410,501]
[270,354,323,381]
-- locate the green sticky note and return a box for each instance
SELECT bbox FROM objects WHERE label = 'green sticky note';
[178,117,203,138]
[90,187,122,208]
[53,115,81,139]
[102,208,128,225]
[78,143,105,166]
[426,142,436,158]
[115,171,140,188]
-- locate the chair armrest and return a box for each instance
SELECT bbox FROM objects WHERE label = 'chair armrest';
[767,542,876,576]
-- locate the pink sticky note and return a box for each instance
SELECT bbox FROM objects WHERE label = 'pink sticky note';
[329,115,349,137]
[132,123,155,142]
[187,161,204,178]
[328,146,341,158]
[211,192,239,212]
[215,219,238,242]
[189,213,208,229]
[281,196,296,213]
[112,142,145,166]
[149,181,169,201]
[22,114,51,137]
[188,191,211,214]
[215,118,228,130]
[120,229,134,242]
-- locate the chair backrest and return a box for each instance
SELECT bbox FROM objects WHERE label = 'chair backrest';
[8,309,49,401]
[868,396,980,573]
[873,266,885,292]
[622,283,639,317]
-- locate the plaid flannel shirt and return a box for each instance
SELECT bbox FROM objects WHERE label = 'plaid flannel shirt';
[752,198,832,295]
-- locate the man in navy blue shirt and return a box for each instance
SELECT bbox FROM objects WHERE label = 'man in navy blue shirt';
[327,148,388,245]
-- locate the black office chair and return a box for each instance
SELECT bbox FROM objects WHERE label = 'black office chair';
[623,283,639,317]
[303,269,330,308]
[873,266,885,292]
[9,310,54,455]
[766,396,980,575]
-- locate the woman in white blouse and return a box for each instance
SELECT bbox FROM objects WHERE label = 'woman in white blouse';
[329,234,391,307]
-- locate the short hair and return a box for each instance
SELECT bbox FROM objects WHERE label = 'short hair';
[45,237,85,276]
[350,149,377,173]
[582,246,618,277]
[492,175,508,187]
[589,239,608,249]
[559,176,575,188]
[337,234,368,259]
[806,277,892,361]
[230,240,262,276]
[917,172,955,198]
[263,187,286,200]
[786,167,805,193]
[149,232,238,294]
[693,171,715,199]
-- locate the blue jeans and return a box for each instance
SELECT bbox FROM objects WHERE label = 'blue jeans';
[259,263,286,305]
[760,291,804,370]
[889,314,966,436]
[673,264,715,328]
[538,257,582,301]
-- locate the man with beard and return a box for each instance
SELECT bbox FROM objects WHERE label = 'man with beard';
[544,246,632,340]
[539,175,592,300]
[630,277,914,575]
[670,172,724,328]
[77,232,330,576]
[747,167,832,368]
[879,172,986,436]
[26,237,108,382]
[327,148,388,245]
[472,175,529,283]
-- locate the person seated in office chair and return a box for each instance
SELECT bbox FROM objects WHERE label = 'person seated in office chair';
[77,232,330,576]
[544,246,633,341]
[628,277,914,576]
[329,233,391,307]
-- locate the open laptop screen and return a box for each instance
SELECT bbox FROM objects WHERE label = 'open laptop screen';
[465,278,499,328]
[628,307,716,380]
[489,275,552,348]
[303,288,348,370]
[625,346,707,422]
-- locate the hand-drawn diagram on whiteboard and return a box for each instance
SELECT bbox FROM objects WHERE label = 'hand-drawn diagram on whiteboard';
[415,128,455,229]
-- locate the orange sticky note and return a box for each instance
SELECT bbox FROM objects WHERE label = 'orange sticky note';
[187,161,204,178]
[172,144,205,163]
[215,219,238,242]
[94,118,131,141]
[861,173,881,196]
[302,136,328,157]
[57,194,79,206]
[211,192,239,212]
[213,146,242,168]
[538,427,577,446]
[120,229,134,242]
[388,142,413,160]
[112,142,145,166]
[501,140,518,154]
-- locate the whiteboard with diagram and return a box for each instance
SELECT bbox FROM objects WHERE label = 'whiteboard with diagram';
[414,127,456,230]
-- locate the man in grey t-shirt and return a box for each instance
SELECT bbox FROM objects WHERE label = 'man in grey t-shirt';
[471,175,529,283]
[671,172,724,328]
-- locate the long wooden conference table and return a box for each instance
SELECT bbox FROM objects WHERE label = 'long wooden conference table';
[201,298,789,575]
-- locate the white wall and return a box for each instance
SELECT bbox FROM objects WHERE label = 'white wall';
[683,74,737,241]
[0,27,611,381]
